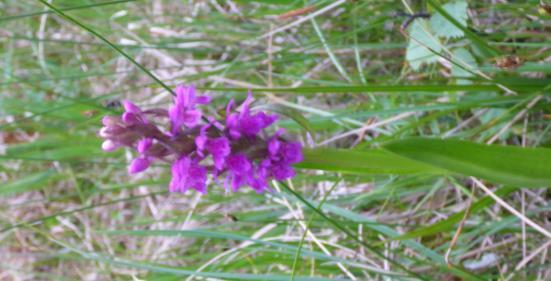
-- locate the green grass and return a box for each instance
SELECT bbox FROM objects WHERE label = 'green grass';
[1,1,550,280]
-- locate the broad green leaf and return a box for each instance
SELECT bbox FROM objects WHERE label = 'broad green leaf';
[384,138,551,187]
[406,19,442,71]
[297,148,446,174]
[430,1,468,39]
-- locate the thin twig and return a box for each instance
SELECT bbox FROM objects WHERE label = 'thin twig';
[515,239,551,271]
[259,0,346,39]
[471,178,551,239]
[445,184,475,266]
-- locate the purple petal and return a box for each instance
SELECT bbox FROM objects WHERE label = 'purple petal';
[226,99,235,116]
[229,128,241,140]
[268,138,281,156]
[195,135,207,156]
[175,84,186,96]
[259,112,278,128]
[128,157,150,174]
[174,85,197,108]
[99,125,125,138]
[239,90,255,118]
[207,137,230,170]
[225,113,241,139]
[272,164,295,180]
[102,115,119,126]
[227,154,252,174]
[182,110,202,127]
[99,127,110,138]
[168,156,207,194]
[250,161,271,192]
[250,177,268,193]
[122,112,139,125]
[195,95,212,105]
[175,85,190,108]
[170,85,201,132]
[123,100,141,114]
[240,115,264,137]
[184,85,196,107]
[188,164,207,193]
[229,174,248,191]
[137,138,153,154]
[282,142,303,163]
[169,156,191,193]
[168,106,182,134]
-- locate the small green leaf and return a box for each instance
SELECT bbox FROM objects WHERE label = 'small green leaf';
[426,0,500,58]
[430,1,468,39]
[384,138,551,187]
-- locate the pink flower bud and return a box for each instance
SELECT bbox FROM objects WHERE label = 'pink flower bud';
[128,157,150,174]
[101,140,118,152]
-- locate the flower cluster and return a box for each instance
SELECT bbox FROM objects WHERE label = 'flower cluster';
[99,85,302,194]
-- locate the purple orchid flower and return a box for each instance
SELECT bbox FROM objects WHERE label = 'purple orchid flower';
[122,100,148,125]
[225,154,253,191]
[100,84,302,194]
[225,91,278,139]
[169,156,207,194]
[195,119,231,171]
[238,92,278,137]
[169,85,211,135]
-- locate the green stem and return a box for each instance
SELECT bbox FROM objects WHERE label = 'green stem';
[290,179,340,281]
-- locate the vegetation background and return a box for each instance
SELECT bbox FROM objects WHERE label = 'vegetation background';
[0,0,550,280]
